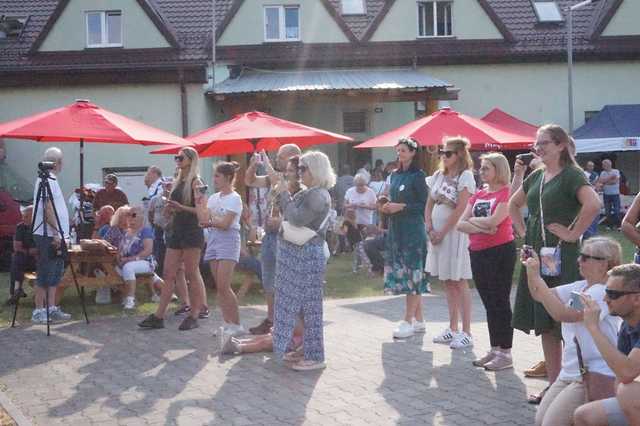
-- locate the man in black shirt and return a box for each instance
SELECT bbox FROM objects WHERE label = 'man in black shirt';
[7,205,37,304]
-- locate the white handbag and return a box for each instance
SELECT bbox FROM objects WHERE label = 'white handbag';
[281,211,331,246]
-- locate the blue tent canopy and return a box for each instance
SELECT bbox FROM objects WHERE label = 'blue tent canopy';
[574,105,640,153]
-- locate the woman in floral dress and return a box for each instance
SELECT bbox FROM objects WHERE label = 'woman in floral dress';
[383,137,429,339]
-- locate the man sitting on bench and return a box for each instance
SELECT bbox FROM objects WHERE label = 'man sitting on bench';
[7,205,37,305]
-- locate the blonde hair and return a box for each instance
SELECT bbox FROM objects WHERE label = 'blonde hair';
[300,151,336,189]
[174,147,200,206]
[110,205,130,227]
[583,237,622,270]
[480,152,511,185]
[537,124,578,168]
[440,136,473,174]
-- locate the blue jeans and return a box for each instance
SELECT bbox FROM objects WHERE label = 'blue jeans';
[33,235,64,288]
[603,194,621,227]
[238,254,262,283]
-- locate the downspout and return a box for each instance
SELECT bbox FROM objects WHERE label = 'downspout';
[207,0,216,92]
[179,68,189,137]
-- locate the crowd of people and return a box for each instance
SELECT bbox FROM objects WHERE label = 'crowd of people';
[7,121,640,423]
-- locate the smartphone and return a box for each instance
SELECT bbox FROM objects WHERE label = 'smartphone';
[516,153,535,166]
[197,185,208,194]
[521,244,534,259]
[570,291,584,311]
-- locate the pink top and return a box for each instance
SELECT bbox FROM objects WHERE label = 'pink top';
[468,186,514,251]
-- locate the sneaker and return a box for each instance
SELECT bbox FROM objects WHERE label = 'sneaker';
[412,320,427,333]
[198,307,210,319]
[450,331,473,349]
[392,321,414,339]
[249,318,273,335]
[123,296,136,310]
[484,352,513,371]
[178,316,199,331]
[283,348,305,363]
[31,309,48,324]
[138,314,164,329]
[48,306,71,322]
[291,360,326,371]
[174,305,191,316]
[524,360,547,378]
[219,330,239,355]
[432,328,455,344]
[472,350,497,367]
[151,293,161,303]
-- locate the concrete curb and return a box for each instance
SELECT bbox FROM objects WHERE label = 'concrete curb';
[0,385,33,426]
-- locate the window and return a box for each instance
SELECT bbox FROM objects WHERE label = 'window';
[343,111,367,134]
[342,0,365,15]
[584,111,599,123]
[86,11,122,48]
[533,2,563,23]
[0,16,28,40]
[418,2,452,37]
[264,6,300,42]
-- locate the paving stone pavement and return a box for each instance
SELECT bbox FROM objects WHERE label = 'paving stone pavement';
[0,292,547,425]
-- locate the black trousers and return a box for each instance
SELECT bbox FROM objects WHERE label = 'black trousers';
[363,233,385,273]
[469,241,516,349]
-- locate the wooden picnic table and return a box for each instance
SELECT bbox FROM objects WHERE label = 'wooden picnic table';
[59,245,124,289]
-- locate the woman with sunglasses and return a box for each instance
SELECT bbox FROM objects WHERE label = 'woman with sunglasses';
[425,137,476,349]
[139,147,208,331]
[203,162,245,338]
[457,153,516,370]
[509,125,601,403]
[116,206,165,310]
[523,237,622,426]
[383,137,429,339]
[272,151,334,371]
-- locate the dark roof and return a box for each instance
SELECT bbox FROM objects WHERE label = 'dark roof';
[0,0,638,74]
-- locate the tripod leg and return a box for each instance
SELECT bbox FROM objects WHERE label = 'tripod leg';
[45,281,50,336]
[69,262,89,324]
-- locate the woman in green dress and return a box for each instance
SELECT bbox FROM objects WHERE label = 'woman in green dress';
[509,124,600,402]
[382,137,430,339]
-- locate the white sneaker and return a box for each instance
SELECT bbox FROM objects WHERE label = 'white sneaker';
[412,320,427,333]
[393,321,414,339]
[226,323,247,337]
[49,306,71,321]
[450,331,473,349]
[433,328,455,344]
[123,296,136,310]
[31,308,48,324]
[151,293,161,303]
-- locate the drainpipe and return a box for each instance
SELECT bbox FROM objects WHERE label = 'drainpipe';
[179,68,189,137]
[207,0,217,93]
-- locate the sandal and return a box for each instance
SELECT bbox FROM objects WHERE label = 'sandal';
[527,385,550,405]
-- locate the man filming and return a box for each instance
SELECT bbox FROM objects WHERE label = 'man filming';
[574,264,640,426]
[31,147,71,324]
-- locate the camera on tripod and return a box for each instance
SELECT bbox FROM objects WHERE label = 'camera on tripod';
[38,161,57,172]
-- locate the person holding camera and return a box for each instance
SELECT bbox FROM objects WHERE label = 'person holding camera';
[244,144,301,335]
[31,147,71,324]
[457,153,516,370]
[523,237,622,426]
[202,162,245,338]
[510,125,601,403]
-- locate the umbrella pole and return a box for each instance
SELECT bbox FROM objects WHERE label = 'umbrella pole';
[77,139,84,243]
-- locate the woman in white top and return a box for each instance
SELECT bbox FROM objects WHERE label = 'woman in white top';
[524,236,623,426]
[203,162,244,337]
[425,137,476,349]
[344,173,377,226]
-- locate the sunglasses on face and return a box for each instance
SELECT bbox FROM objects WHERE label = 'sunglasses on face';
[174,155,185,162]
[605,288,640,300]
[579,252,607,262]
[298,165,308,174]
[438,150,455,158]
[128,213,137,218]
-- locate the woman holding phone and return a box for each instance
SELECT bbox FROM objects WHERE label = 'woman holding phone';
[139,147,208,331]
[523,237,622,426]
[508,124,601,403]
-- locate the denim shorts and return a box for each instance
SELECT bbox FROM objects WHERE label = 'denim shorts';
[34,235,65,288]
[602,397,629,426]
[203,228,241,262]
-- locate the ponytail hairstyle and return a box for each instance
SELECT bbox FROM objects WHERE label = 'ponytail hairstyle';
[215,161,240,188]
[537,124,578,168]
[440,136,473,175]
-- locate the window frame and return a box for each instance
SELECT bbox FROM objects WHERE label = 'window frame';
[85,10,123,48]
[263,5,301,43]
[417,1,453,39]
[341,0,366,15]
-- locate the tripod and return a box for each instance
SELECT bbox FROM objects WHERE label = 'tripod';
[11,166,88,335]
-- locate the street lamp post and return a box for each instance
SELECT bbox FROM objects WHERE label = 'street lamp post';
[567,0,600,134]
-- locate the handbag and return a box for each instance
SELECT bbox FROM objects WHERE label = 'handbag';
[281,210,331,246]
[538,173,574,277]
[574,337,616,401]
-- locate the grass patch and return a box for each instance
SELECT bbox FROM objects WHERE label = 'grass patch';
[0,228,635,327]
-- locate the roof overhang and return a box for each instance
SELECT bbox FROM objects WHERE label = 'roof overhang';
[208,68,459,102]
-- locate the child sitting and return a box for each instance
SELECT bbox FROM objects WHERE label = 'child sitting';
[341,209,371,274]
[7,205,37,305]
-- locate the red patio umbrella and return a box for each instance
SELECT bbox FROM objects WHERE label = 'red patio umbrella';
[355,108,534,151]
[482,108,538,139]
[151,111,353,156]
[0,99,191,189]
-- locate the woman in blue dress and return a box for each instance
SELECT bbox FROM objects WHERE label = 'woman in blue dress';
[382,137,430,339]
